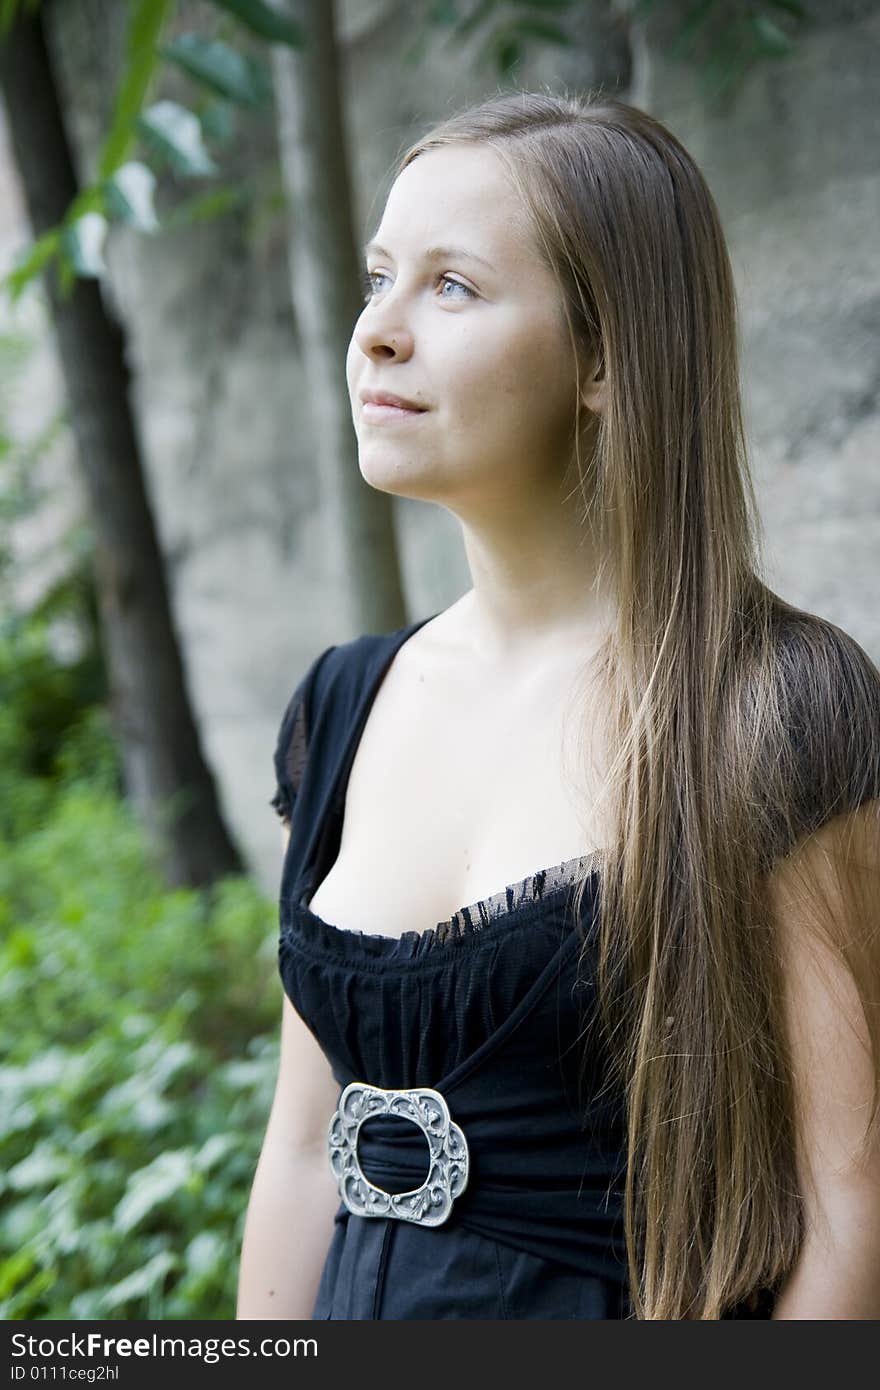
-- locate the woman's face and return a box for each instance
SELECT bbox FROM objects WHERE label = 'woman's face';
[346,143,582,513]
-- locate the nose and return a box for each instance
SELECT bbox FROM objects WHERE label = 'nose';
[352,293,414,361]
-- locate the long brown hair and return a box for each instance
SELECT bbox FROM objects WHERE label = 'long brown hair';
[392,89,880,1318]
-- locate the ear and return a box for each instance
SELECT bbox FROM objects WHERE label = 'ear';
[579,357,606,416]
[580,375,606,416]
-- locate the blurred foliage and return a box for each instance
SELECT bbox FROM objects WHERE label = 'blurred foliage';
[630,0,810,107]
[406,0,809,100]
[1,0,812,302]
[0,327,106,799]
[0,774,280,1318]
[1,0,292,301]
[0,335,282,1320]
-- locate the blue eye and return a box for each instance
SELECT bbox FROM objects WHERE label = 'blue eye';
[361,269,384,300]
[360,269,475,302]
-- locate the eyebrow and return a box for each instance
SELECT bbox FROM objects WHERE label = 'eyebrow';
[362,240,497,273]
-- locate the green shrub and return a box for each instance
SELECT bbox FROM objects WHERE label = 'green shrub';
[1,353,282,1318]
[0,634,281,1319]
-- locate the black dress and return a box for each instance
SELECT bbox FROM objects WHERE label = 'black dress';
[270,614,634,1320]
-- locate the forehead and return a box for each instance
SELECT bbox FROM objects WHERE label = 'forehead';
[375,144,536,266]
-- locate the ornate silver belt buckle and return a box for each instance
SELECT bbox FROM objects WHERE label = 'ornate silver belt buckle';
[328,1081,470,1227]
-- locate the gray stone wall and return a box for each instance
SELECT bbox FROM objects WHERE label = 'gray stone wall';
[1,0,877,895]
[639,0,880,658]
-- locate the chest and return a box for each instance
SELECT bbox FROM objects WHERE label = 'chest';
[306,657,607,939]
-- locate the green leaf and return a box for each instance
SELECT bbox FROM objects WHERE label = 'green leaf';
[60,213,109,278]
[1,229,60,304]
[160,34,272,107]
[193,1133,238,1174]
[751,13,793,56]
[0,1263,56,1318]
[104,162,159,232]
[1,926,36,968]
[198,98,237,147]
[7,1142,71,1192]
[113,1149,195,1233]
[98,0,174,180]
[206,0,304,46]
[184,1230,225,1277]
[62,184,108,227]
[102,1249,178,1310]
[137,100,218,176]
[0,1247,38,1300]
[97,1069,174,1132]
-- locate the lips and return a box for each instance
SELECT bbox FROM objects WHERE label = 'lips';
[360,390,427,412]
[360,400,426,424]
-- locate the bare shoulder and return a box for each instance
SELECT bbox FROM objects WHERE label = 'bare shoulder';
[768,799,880,1218]
[758,620,880,1249]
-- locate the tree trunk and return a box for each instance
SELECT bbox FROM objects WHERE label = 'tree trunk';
[0,5,244,889]
[272,0,407,635]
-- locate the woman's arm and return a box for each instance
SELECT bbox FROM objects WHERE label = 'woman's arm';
[237,826,342,1319]
[236,994,342,1318]
[771,1214,880,1319]
[768,803,880,1319]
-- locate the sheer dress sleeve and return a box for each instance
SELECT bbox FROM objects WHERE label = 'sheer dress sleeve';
[269,646,335,827]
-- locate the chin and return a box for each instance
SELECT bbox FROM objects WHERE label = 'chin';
[357,452,443,501]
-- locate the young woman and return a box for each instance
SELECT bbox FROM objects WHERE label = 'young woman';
[236,90,880,1321]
